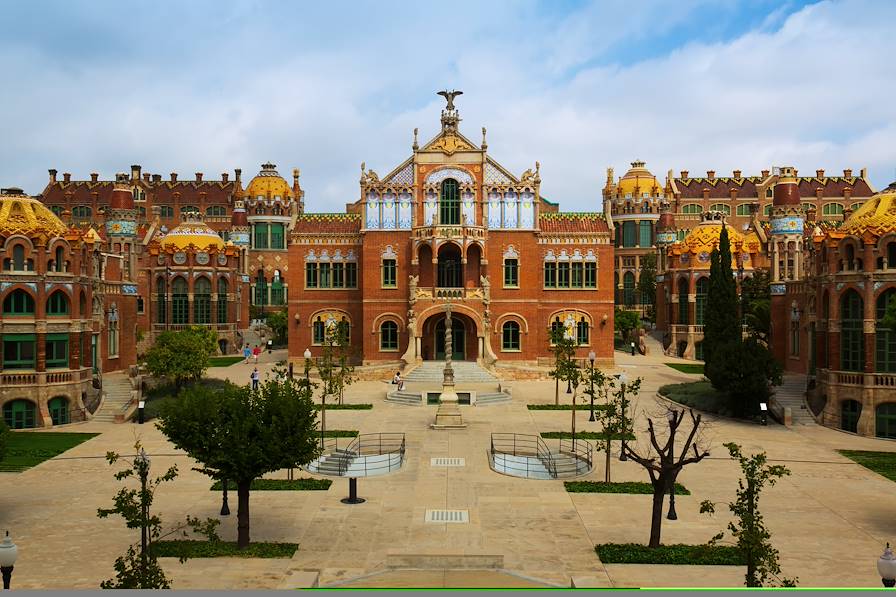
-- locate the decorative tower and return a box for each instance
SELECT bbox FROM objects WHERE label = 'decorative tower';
[769,166,804,364]
[106,173,138,280]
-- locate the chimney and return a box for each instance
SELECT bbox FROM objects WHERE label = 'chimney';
[860,167,868,179]
[143,173,151,182]
[761,169,770,178]
[793,169,798,177]
[152,174,162,183]
[131,164,141,181]
[807,205,817,223]
[729,188,738,200]
[702,188,710,199]
[234,169,242,184]
[90,172,99,183]
[680,170,689,178]
[170,172,178,182]
[195,172,203,182]
[843,168,853,178]
[48,169,57,184]
[707,170,715,180]
[293,167,300,187]
[733,169,741,178]
[63,172,71,183]
[222,173,229,183]
[816,169,825,178]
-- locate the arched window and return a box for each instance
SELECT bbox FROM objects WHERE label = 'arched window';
[194,277,211,324]
[823,203,844,216]
[312,316,325,345]
[576,317,590,345]
[48,396,70,426]
[678,278,689,325]
[3,399,36,429]
[270,271,285,305]
[50,205,64,216]
[159,205,174,218]
[254,271,267,306]
[502,321,521,351]
[681,204,702,215]
[876,289,896,373]
[172,277,188,324]
[841,400,861,433]
[840,290,864,372]
[206,205,226,217]
[156,277,167,324]
[12,244,25,271]
[639,221,652,247]
[180,205,199,216]
[695,278,709,325]
[876,403,896,439]
[623,271,635,307]
[3,289,35,315]
[380,321,399,351]
[709,204,731,215]
[439,179,460,225]
[217,277,228,324]
[53,246,66,272]
[72,205,92,219]
[46,291,70,316]
[844,244,856,270]
[736,204,752,216]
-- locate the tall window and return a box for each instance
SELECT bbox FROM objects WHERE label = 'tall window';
[108,308,119,357]
[695,278,709,325]
[763,204,773,216]
[840,290,864,372]
[46,334,69,369]
[217,278,228,324]
[159,206,174,218]
[172,277,188,324]
[3,334,36,369]
[306,262,318,288]
[382,259,397,287]
[48,396,70,425]
[156,277,167,324]
[571,262,584,288]
[639,221,652,248]
[47,291,69,316]
[72,205,92,219]
[270,274,285,306]
[319,263,331,288]
[544,261,557,288]
[270,223,285,250]
[681,204,702,215]
[790,321,800,356]
[709,204,731,215]
[380,321,398,351]
[12,245,25,271]
[206,205,226,217]
[253,223,269,249]
[736,204,752,216]
[576,318,590,345]
[504,259,518,287]
[502,321,520,351]
[194,277,211,324]
[622,221,636,247]
[823,203,844,216]
[54,246,66,272]
[440,179,460,225]
[3,289,35,315]
[254,271,267,306]
[332,262,345,288]
[346,262,357,288]
[623,272,635,307]
[877,289,896,373]
[585,262,597,288]
[678,278,689,325]
[312,317,326,345]
[3,399,36,429]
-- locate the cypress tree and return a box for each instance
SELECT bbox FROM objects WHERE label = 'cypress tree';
[704,224,741,371]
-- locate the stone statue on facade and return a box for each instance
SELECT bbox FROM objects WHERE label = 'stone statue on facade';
[480,274,491,306]
[408,274,418,305]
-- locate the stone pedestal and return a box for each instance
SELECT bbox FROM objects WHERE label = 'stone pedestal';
[431,401,466,429]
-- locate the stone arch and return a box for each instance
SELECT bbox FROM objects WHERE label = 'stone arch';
[495,312,529,335]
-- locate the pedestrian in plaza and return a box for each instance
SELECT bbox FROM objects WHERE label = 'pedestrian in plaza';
[243,344,252,364]
[251,367,260,391]
[252,344,261,363]
[392,371,404,391]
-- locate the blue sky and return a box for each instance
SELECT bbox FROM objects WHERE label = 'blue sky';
[1,0,893,212]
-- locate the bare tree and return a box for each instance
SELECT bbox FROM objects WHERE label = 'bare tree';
[622,407,710,547]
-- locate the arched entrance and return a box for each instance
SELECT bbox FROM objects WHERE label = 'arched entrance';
[435,318,465,360]
[419,311,479,362]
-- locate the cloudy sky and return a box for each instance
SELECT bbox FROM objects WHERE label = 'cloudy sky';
[1,0,894,212]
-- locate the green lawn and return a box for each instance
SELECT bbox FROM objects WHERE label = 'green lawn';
[527,404,609,411]
[596,543,745,565]
[152,540,298,559]
[208,356,244,367]
[0,431,99,472]
[664,362,705,375]
[659,381,732,417]
[540,431,635,441]
[210,478,332,491]
[839,450,896,482]
[565,480,690,495]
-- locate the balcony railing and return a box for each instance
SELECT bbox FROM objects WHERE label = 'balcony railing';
[415,287,485,301]
[152,323,237,332]
[413,225,486,241]
[0,368,91,387]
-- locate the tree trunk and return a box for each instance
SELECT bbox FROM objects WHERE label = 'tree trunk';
[237,480,251,549]
[648,482,666,548]
[605,439,611,483]
[554,376,559,405]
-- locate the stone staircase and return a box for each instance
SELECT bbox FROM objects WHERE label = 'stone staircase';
[772,374,816,425]
[386,390,423,406]
[92,374,136,423]
[475,392,511,405]
[308,449,358,475]
[404,361,497,383]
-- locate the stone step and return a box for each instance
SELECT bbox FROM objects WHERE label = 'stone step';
[475,393,511,405]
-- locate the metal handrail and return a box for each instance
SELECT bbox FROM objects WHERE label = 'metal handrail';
[304,432,406,477]
[490,433,593,479]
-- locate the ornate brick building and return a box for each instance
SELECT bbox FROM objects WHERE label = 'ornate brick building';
[288,96,615,369]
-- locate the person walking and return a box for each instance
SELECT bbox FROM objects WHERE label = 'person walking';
[252,344,261,364]
[251,367,260,391]
[243,344,252,364]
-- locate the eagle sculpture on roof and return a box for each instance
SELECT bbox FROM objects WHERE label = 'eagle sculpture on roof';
[437,90,463,111]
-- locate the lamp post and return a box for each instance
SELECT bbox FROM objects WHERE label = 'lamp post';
[0,532,18,590]
[618,372,628,461]
[666,409,678,520]
[588,350,596,422]
[220,479,230,515]
[879,543,896,587]
[134,449,150,579]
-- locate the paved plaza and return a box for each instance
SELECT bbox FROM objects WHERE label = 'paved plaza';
[2,348,896,589]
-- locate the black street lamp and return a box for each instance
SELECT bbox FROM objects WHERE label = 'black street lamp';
[588,350,596,422]
[666,410,678,520]
[879,543,896,587]
[618,372,628,461]
[220,479,230,516]
[0,531,18,590]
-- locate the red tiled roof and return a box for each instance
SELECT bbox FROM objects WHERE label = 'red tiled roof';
[539,213,609,233]
[293,213,361,234]
[673,177,761,199]
[796,177,874,198]
[41,179,236,213]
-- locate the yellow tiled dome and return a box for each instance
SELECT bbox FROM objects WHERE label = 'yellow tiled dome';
[614,160,664,198]
[0,188,67,238]
[245,162,292,199]
[840,183,896,238]
[161,213,224,251]
[676,214,745,268]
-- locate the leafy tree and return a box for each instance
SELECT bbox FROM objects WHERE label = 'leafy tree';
[588,371,636,483]
[312,319,355,414]
[883,293,896,332]
[705,338,782,418]
[614,308,640,342]
[704,224,741,372]
[637,253,657,322]
[266,309,288,346]
[142,327,217,389]
[97,441,178,589]
[548,325,577,406]
[156,376,319,548]
[701,443,797,587]
[623,407,710,548]
[741,270,771,344]
[0,419,8,462]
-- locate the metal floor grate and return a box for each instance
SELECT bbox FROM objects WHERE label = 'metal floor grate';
[430,457,465,467]
[425,509,469,524]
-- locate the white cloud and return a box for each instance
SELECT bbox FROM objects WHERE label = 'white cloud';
[1,0,894,211]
